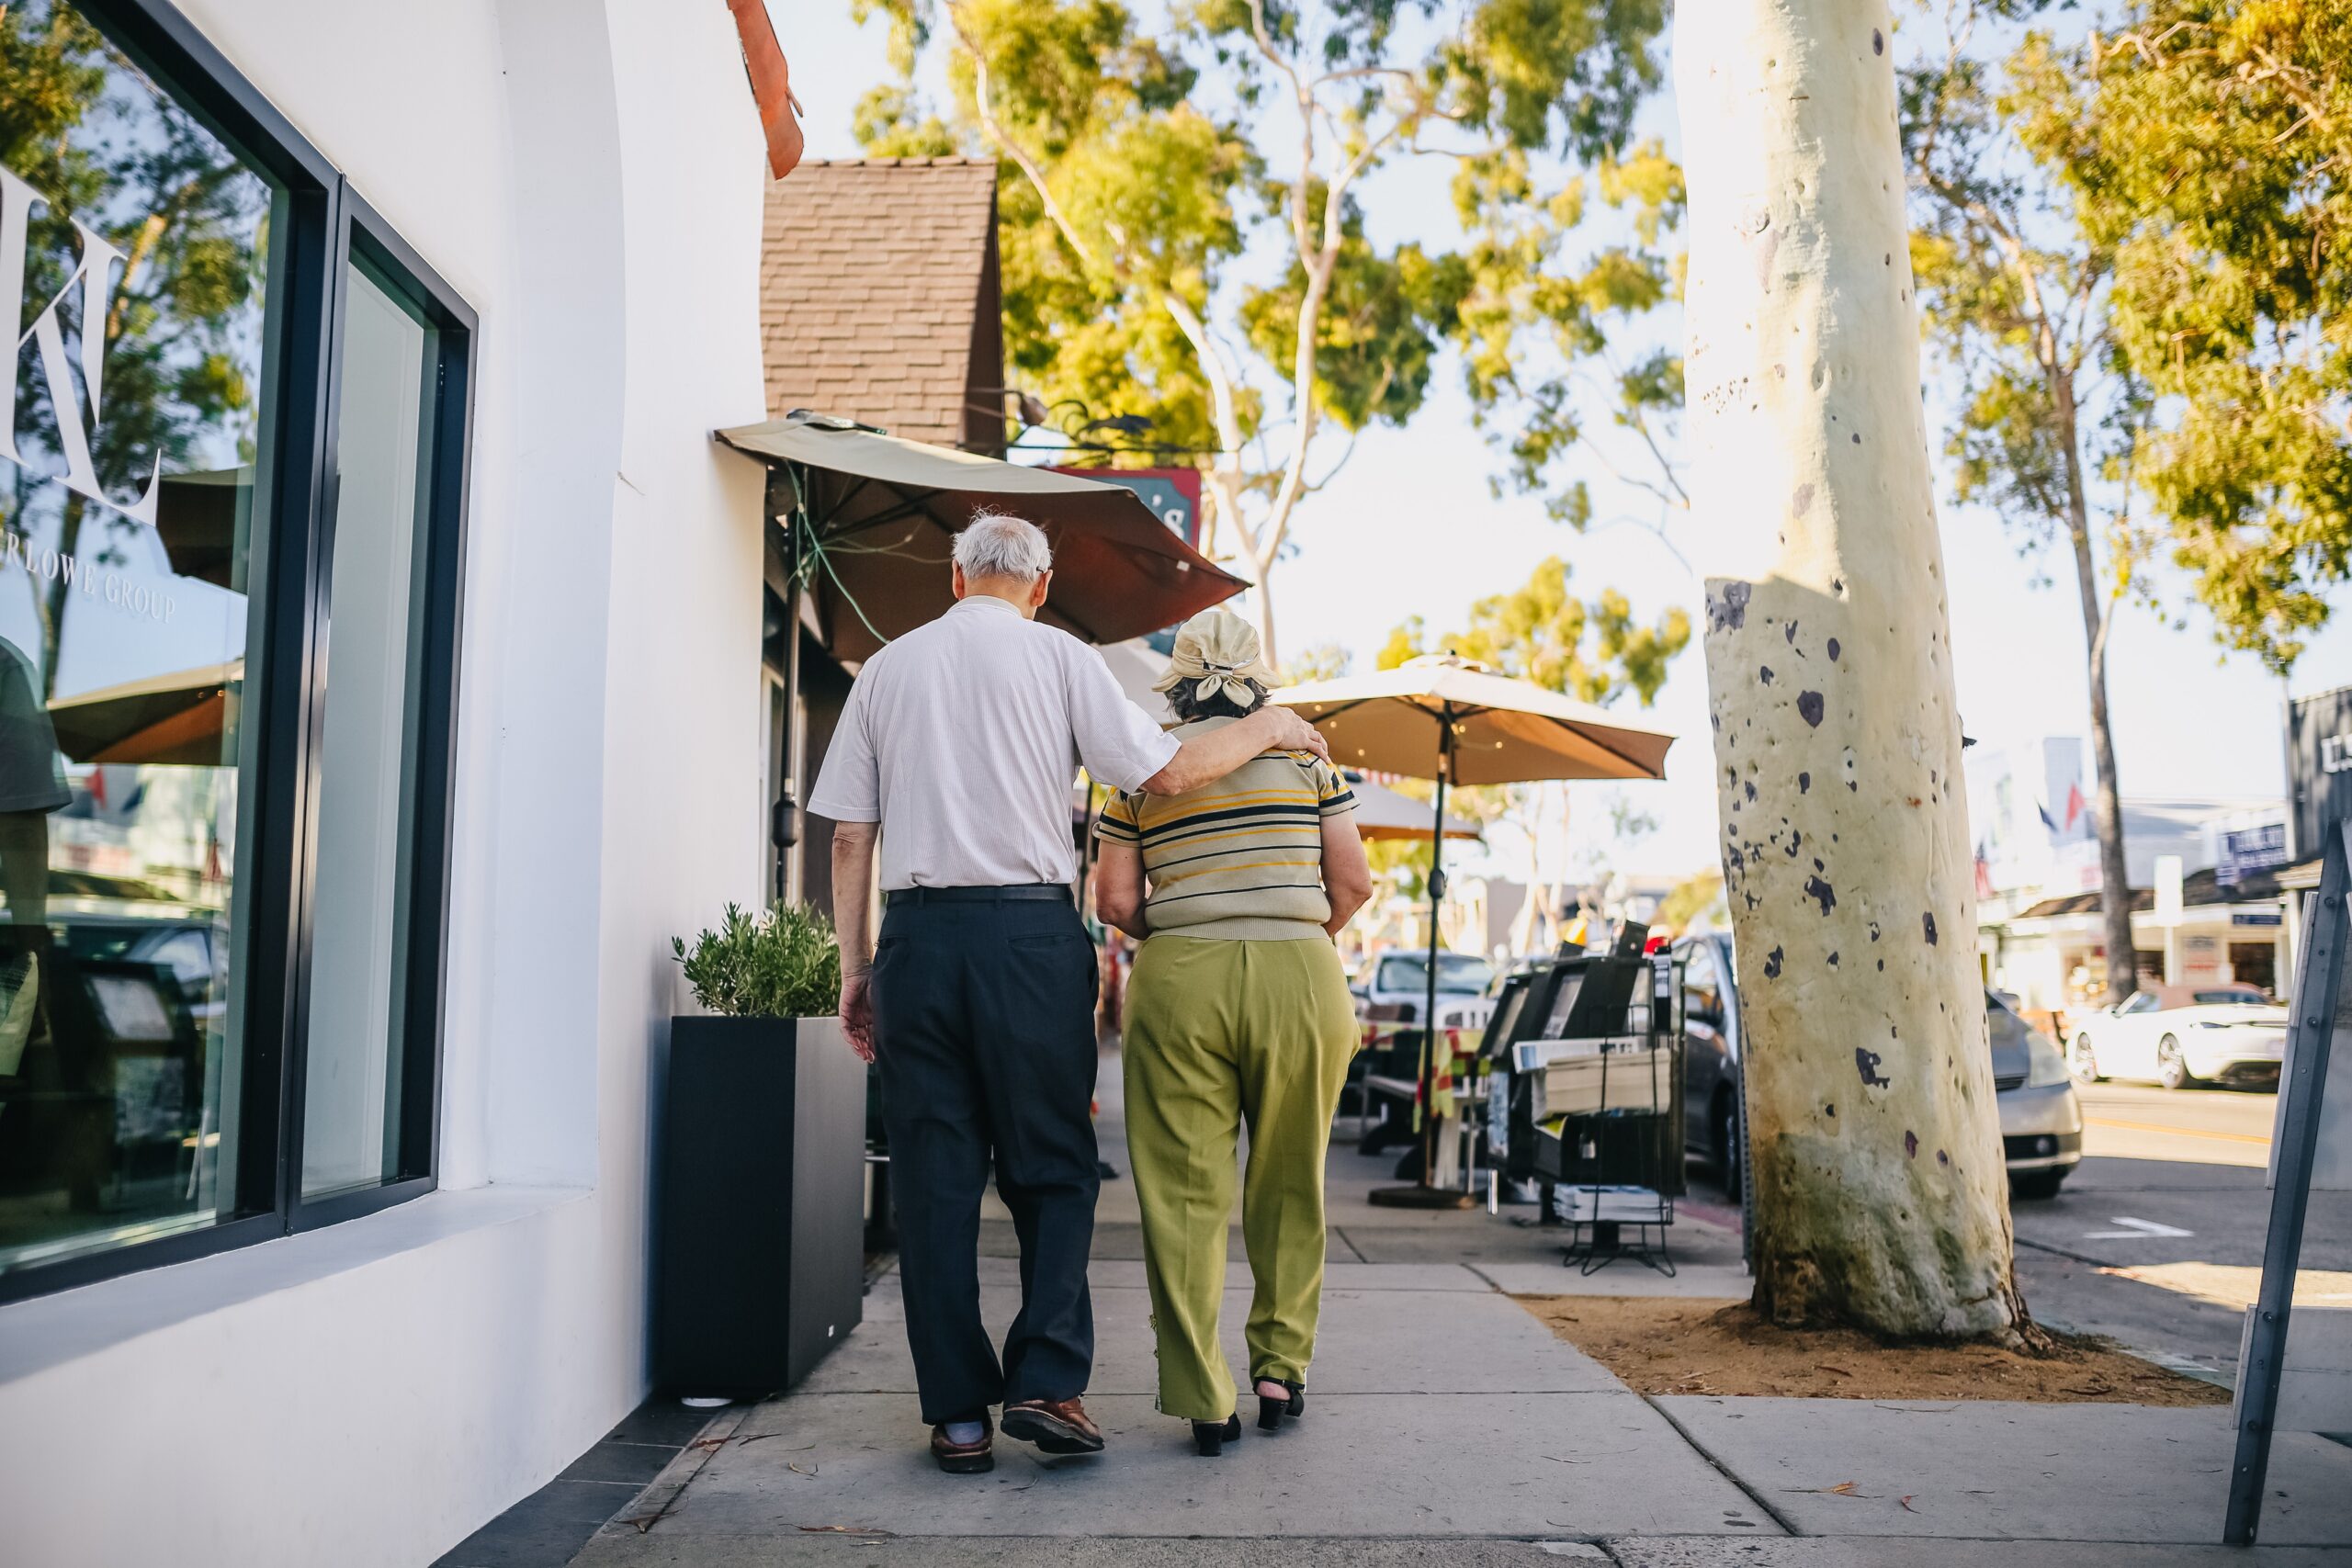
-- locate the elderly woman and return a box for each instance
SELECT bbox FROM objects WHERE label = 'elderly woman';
[1092,610,1374,1456]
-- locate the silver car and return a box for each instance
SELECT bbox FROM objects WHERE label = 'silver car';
[1674,934,2084,1200]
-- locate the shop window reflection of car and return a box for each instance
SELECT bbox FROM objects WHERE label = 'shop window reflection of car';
[1670,933,2085,1202]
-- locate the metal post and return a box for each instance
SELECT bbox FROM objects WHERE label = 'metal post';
[2224,817,2349,1543]
[1368,712,1472,1209]
[769,465,804,906]
[1421,749,1448,1188]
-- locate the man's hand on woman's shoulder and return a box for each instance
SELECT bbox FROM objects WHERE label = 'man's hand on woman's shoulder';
[1256,705,1330,762]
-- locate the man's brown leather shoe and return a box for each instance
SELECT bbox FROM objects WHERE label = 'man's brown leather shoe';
[930,1416,994,1474]
[1000,1396,1105,1454]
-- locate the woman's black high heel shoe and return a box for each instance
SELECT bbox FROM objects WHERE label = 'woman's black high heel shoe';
[1255,1378,1306,1430]
[1192,1413,1242,1456]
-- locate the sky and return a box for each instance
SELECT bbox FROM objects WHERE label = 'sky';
[774,4,2352,888]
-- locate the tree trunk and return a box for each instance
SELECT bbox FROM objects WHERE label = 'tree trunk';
[2051,366,2138,999]
[1679,0,2028,1339]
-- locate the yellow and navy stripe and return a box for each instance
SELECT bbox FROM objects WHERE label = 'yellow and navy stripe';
[1097,736,1355,939]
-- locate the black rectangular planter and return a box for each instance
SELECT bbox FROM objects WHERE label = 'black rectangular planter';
[654,1014,865,1399]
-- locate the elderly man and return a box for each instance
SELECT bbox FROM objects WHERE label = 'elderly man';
[808,512,1329,1475]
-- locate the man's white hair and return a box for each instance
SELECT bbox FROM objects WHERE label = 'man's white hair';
[953,510,1054,583]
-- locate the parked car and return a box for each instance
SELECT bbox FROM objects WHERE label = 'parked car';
[1351,950,1496,1021]
[1673,933,2084,1201]
[2065,983,2286,1090]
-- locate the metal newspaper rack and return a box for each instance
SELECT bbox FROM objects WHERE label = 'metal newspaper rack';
[1481,925,1686,1275]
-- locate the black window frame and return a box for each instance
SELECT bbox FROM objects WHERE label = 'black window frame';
[0,0,475,1303]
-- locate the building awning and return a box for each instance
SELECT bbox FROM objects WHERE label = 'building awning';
[2013,859,2295,920]
[717,416,1249,661]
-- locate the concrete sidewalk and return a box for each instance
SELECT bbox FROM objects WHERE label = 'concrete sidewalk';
[572,1054,2352,1566]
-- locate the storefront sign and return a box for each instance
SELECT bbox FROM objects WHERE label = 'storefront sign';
[0,166,164,525]
[2235,911,2285,927]
[2289,685,2352,858]
[2219,821,2290,886]
[0,525,175,622]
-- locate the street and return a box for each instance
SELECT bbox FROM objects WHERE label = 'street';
[1690,1081,2346,1382]
[2013,1081,2348,1382]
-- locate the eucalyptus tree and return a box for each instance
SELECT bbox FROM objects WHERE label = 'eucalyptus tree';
[1904,1,2143,999]
[1681,0,2030,1341]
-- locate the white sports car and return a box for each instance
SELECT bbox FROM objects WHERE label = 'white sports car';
[2067,983,2287,1090]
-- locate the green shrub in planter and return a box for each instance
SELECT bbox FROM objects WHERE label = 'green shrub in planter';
[671,901,842,1020]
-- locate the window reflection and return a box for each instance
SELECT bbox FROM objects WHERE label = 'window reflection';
[0,0,272,1273]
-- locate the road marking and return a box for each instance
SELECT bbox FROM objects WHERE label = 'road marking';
[2083,1216,2194,1240]
[2086,1115,2271,1146]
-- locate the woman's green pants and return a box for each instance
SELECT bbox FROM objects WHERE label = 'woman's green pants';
[1121,933,1358,1421]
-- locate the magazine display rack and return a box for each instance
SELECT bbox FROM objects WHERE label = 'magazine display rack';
[1482,926,1686,1275]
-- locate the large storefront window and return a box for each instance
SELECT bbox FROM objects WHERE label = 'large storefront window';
[301,258,436,1201]
[0,0,472,1297]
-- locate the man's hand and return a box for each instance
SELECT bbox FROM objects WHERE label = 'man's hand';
[841,971,876,1063]
[1260,705,1331,762]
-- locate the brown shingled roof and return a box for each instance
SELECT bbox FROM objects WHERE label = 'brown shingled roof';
[761,158,1005,451]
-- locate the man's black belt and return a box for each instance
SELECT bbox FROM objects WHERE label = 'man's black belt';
[884,883,1071,907]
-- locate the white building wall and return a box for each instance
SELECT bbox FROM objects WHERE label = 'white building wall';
[0,4,769,1564]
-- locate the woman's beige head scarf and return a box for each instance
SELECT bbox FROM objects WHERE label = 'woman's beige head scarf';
[1154,608,1272,709]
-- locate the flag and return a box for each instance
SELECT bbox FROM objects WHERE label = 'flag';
[1974,843,1995,898]
[2064,781,2088,832]
[2038,803,2056,833]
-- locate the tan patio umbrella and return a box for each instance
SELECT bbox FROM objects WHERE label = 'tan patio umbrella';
[1272,655,1676,1208]
[1346,773,1485,843]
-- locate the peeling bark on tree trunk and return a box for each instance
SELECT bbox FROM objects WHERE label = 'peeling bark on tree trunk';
[1678,0,2028,1340]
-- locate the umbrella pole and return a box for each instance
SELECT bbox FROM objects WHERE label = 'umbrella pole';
[1369,716,1473,1210]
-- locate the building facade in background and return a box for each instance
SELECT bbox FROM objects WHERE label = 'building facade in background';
[0,4,776,1563]
[1965,735,2294,1011]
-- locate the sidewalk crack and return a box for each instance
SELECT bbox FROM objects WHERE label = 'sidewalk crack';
[1639,1393,1800,1537]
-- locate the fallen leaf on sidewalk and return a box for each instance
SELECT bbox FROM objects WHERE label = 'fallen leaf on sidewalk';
[798,1525,895,1537]
[1899,1495,1917,1513]
[787,1461,820,1477]
[1816,1364,1854,1377]
[689,1436,729,1452]
[1787,1480,1870,1497]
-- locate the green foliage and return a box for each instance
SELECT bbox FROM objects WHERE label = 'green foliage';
[1377,554,1690,705]
[2062,0,2352,671]
[1285,639,1355,682]
[1655,868,1724,931]
[1908,0,2352,672]
[672,903,844,1021]
[1239,200,1472,433]
[848,0,1675,667]
[1455,137,1690,527]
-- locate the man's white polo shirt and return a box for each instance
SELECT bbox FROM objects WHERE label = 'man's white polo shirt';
[807,595,1181,890]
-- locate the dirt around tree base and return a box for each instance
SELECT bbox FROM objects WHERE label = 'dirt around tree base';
[1518,1294,2228,1405]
